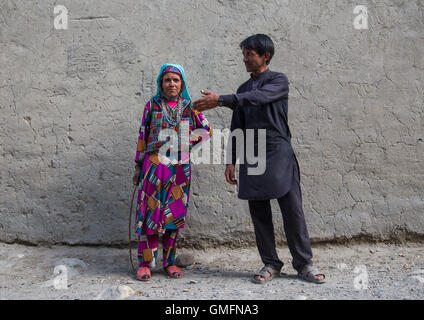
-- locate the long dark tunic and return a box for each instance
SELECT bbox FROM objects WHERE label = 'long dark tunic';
[220,68,299,200]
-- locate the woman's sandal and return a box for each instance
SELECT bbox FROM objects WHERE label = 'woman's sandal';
[136,267,152,281]
[251,265,280,284]
[165,265,183,279]
[298,265,326,284]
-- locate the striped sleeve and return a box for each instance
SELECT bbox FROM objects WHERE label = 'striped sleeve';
[134,101,151,164]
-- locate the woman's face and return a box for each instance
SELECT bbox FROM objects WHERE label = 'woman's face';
[161,72,182,97]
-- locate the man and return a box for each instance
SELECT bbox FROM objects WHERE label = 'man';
[193,34,325,284]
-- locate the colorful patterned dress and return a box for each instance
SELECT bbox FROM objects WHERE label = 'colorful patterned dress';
[134,97,212,267]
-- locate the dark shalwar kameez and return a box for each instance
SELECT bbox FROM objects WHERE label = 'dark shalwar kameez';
[220,68,313,272]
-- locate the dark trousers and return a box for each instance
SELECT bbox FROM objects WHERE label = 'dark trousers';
[248,161,313,272]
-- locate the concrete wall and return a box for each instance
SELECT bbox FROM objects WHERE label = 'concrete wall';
[1,0,423,247]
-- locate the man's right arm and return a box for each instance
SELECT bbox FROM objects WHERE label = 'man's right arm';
[218,83,245,111]
[219,73,289,110]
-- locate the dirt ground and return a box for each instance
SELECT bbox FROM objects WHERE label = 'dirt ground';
[0,242,423,300]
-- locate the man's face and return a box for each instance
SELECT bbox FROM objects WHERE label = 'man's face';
[242,48,268,73]
[161,72,182,97]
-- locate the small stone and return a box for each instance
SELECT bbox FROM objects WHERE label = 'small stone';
[411,276,424,284]
[53,258,88,269]
[189,280,197,284]
[292,295,307,300]
[337,263,348,270]
[369,249,375,254]
[175,254,195,268]
[411,269,424,275]
[96,285,135,300]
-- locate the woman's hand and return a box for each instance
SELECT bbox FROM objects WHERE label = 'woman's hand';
[225,164,237,185]
[133,166,141,186]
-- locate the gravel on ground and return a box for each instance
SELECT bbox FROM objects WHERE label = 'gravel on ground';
[0,242,423,300]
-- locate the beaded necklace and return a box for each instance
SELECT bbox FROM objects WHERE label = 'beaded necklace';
[160,97,183,127]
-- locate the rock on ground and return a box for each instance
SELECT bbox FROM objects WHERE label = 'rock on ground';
[95,285,135,300]
[175,253,195,268]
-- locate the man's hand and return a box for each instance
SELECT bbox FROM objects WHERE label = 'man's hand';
[225,164,237,185]
[192,90,219,112]
[133,167,141,186]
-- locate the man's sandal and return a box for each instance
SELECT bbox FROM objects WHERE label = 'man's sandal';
[298,265,326,284]
[165,265,183,279]
[136,267,152,281]
[251,265,280,284]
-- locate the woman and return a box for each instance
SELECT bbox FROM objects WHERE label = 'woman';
[132,64,212,281]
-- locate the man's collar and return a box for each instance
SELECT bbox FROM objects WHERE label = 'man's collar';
[250,68,270,80]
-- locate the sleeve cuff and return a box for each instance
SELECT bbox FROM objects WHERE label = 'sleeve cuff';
[219,94,237,109]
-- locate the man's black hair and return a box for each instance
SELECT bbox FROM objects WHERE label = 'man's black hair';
[240,34,275,65]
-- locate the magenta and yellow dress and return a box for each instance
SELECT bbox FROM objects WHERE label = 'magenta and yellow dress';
[134,96,212,267]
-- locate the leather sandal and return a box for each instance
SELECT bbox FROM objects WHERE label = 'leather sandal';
[298,265,326,284]
[251,265,280,284]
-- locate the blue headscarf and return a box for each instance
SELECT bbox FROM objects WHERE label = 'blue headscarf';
[154,63,191,102]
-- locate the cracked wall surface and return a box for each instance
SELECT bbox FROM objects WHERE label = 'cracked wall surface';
[0,0,423,246]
